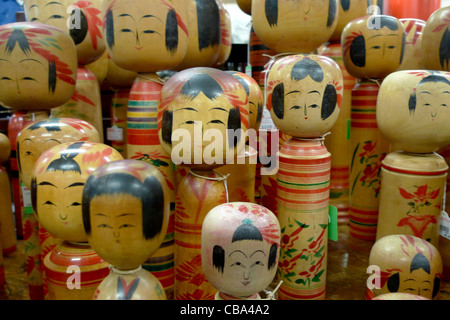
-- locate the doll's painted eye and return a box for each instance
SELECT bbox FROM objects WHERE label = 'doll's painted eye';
[308,104,319,108]
[290,105,302,110]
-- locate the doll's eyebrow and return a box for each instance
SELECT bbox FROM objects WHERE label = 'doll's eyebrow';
[250,250,266,257]
[229,250,247,258]
[116,213,136,218]
[286,90,301,95]
[45,2,64,7]
[209,107,228,112]
[39,181,56,187]
[64,182,85,189]
[419,91,432,95]
[308,90,321,95]
[118,13,135,21]
[175,107,197,112]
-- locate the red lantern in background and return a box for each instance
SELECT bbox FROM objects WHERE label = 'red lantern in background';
[385,0,441,21]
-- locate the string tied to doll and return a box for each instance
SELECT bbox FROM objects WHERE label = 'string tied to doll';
[264,280,283,300]
[189,169,231,203]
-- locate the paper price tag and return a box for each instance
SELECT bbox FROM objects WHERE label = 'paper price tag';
[259,107,277,130]
[440,211,450,240]
[107,126,124,142]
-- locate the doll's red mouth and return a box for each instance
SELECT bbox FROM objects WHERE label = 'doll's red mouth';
[135,47,143,51]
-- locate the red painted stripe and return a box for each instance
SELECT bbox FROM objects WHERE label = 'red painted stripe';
[277,184,330,194]
[351,113,377,120]
[127,133,160,145]
[45,267,109,284]
[349,207,379,215]
[279,285,325,300]
[351,121,378,128]
[174,240,201,249]
[382,164,448,176]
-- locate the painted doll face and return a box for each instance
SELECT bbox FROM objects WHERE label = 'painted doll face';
[368,235,443,300]
[398,19,426,70]
[202,202,280,298]
[377,70,450,153]
[24,0,106,65]
[82,160,169,270]
[104,0,189,73]
[342,15,405,79]
[252,0,338,54]
[267,54,342,138]
[0,22,77,110]
[31,141,123,242]
[227,71,263,130]
[159,68,249,170]
[17,118,100,189]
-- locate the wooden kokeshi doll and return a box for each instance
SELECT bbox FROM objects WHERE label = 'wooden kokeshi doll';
[158,67,250,300]
[17,118,100,299]
[31,141,123,299]
[319,0,367,224]
[375,70,450,248]
[216,71,263,203]
[266,54,342,300]
[421,6,450,72]
[251,0,338,54]
[438,145,450,280]
[104,0,189,298]
[103,57,139,158]
[201,202,280,300]
[82,160,170,300]
[0,21,77,242]
[398,19,426,71]
[341,15,405,240]
[213,0,232,68]
[0,133,16,256]
[175,0,221,70]
[367,235,443,300]
[24,0,107,143]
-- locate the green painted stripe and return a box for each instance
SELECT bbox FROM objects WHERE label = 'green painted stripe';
[349,219,378,227]
[127,123,158,129]
[278,180,330,188]
[142,261,174,272]
[128,100,159,107]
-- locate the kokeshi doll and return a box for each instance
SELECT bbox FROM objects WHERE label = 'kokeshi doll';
[82,160,170,300]
[0,21,77,241]
[31,141,123,299]
[251,0,338,54]
[158,67,250,300]
[103,55,138,159]
[175,0,221,70]
[266,54,342,300]
[438,145,450,280]
[104,0,189,298]
[398,19,426,71]
[213,0,232,68]
[0,133,16,255]
[367,235,443,300]
[201,202,280,300]
[25,0,107,142]
[421,6,450,72]
[376,70,450,247]
[319,0,367,224]
[341,15,405,240]
[216,71,263,203]
[17,118,100,299]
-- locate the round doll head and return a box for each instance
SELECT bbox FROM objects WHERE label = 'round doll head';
[201,202,280,298]
[24,0,107,65]
[226,71,263,130]
[341,15,405,79]
[82,159,170,270]
[0,22,77,110]
[158,67,250,170]
[30,141,123,243]
[377,70,450,153]
[103,0,189,73]
[174,0,221,70]
[251,0,338,54]
[236,0,251,15]
[0,132,11,165]
[398,19,426,71]
[368,235,443,300]
[266,54,342,138]
[17,118,100,189]
[421,6,450,72]
[103,55,138,89]
[329,0,368,42]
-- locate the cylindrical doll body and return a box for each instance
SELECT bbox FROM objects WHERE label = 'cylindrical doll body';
[277,138,331,300]
[341,15,405,240]
[376,152,447,248]
[158,68,250,300]
[265,54,342,300]
[367,235,443,300]
[439,145,450,280]
[201,202,281,300]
